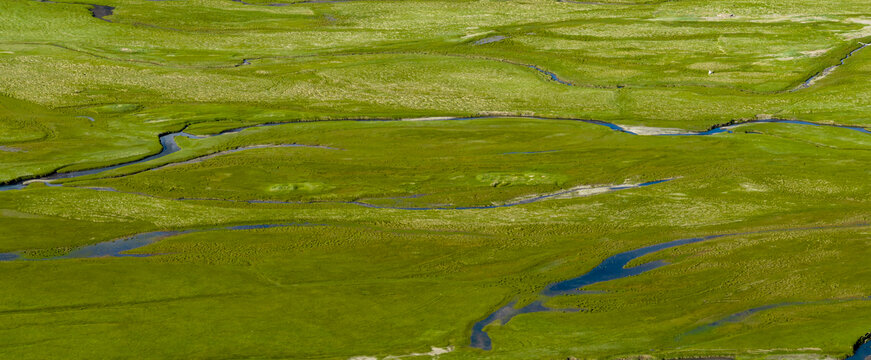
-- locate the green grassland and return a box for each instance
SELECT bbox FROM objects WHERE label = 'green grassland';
[1,0,870,359]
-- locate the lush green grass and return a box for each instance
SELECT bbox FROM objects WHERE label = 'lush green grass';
[2,0,871,123]
[2,118,869,358]
[65,118,871,207]
[1,0,870,359]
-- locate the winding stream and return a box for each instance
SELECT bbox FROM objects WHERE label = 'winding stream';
[0,222,324,261]
[679,298,871,360]
[526,65,574,86]
[0,130,332,191]
[0,132,201,191]
[469,223,870,351]
[14,2,871,357]
[0,210,867,357]
[1,116,867,192]
[793,43,871,91]
[27,0,869,96]
[681,296,871,339]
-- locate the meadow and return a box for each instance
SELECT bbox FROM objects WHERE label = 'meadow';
[0,0,870,359]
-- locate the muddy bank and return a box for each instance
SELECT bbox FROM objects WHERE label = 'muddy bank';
[497,179,674,207]
[349,346,454,360]
[0,146,24,153]
[474,35,507,45]
[77,177,672,211]
[344,179,673,210]
[500,150,560,155]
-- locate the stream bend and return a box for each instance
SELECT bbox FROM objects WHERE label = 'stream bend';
[2,116,867,192]
[469,223,871,351]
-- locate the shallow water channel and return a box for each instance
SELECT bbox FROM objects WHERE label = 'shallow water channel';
[849,338,871,360]
[0,223,324,261]
[470,223,871,351]
[2,117,867,193]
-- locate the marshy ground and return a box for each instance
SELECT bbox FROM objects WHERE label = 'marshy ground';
[1,0,870,359]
